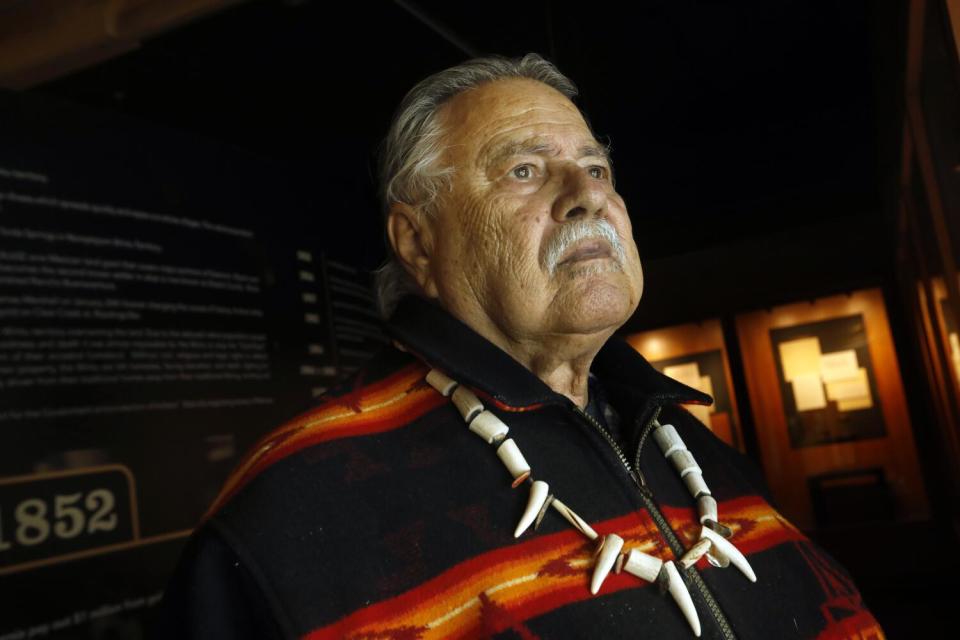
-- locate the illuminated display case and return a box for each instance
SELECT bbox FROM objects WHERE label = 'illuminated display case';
[625,319,744,452]
[735,288,929,529]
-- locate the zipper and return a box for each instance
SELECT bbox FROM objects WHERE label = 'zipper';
[574,405,646,488]
[575,404,737,640]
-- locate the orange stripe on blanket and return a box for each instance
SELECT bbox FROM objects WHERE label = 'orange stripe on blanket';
[249,363,432,454]
[204,363,443,518]
[305,496,803,640]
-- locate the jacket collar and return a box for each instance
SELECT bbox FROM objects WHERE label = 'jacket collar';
[384,296,713,413]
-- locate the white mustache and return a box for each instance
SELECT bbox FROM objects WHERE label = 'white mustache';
[541,218,626,275]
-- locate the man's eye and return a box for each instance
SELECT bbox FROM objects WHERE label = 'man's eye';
[589,166,608,180]
[512,164,534,179]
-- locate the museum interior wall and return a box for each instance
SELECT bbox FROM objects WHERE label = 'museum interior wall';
[0,0,958,637]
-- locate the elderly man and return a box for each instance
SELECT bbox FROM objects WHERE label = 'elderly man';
[159,54,883,639]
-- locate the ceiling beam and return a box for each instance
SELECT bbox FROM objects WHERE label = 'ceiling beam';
[0,0,245,89]
[948,0,960,71]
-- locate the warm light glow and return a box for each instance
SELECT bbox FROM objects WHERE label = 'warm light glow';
[645,337,665,358]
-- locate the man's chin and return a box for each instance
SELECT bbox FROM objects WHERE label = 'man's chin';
[551,281,637,334]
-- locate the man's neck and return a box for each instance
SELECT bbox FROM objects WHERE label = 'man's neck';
[432,297,619,408]
[524,351,595,408]
[477,321,615,409]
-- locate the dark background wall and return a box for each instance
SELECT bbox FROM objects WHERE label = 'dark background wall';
[38,0,905,321]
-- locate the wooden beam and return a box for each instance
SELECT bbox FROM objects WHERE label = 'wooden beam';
[902,0,960,513]
[108,0,244,39]
[905,0,926,97]
[0,0,243,89]
[947,0,960,71]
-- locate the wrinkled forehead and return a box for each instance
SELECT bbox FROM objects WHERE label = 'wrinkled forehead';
[436,78,599,167]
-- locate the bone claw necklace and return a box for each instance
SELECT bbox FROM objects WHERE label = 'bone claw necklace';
[425,368,757,638]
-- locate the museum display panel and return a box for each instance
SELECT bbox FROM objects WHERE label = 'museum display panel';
[0,91,383,638]
[735,288,929,530]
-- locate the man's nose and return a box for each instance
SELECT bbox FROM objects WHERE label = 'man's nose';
[551,165,606,223]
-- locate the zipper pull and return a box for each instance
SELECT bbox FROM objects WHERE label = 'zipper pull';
[635,467,649,490]
[632,406,663,486]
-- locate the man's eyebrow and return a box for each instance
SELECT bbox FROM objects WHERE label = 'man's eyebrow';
[579,143,612,163]
[483,139,555,166]
[483,138,612,166]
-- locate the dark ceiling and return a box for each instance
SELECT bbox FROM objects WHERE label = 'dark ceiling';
[37,0,906,276]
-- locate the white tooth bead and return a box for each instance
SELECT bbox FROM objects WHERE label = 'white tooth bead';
[669,449,701,478]
[707,548,731,569]
[551,498,598,540]
[514,480,549,538]
[653,423,686,458]
[622,548,663,583]
[451,385,483,423]
[468,410,509,444]
[701,526,757,583]
[425,369,458,396]
[664,560,701,637]
[679,538,712,570]
[697,495,718,524]
[683,470,710,498]
[496,439,531,486]
[705,520,734,539]
[591,534,625,594]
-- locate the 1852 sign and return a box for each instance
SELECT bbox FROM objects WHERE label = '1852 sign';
[0,466,136,573]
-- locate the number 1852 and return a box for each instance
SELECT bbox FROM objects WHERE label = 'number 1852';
[0,489,117,550]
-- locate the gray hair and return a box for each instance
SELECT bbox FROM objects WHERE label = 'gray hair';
[374,53,580,318]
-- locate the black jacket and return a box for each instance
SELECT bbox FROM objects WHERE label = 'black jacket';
[158,295,883,639]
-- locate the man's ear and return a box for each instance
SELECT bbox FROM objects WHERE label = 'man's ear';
[386,203,439,298]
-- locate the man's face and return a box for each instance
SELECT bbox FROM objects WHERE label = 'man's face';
[422,78,644,346]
